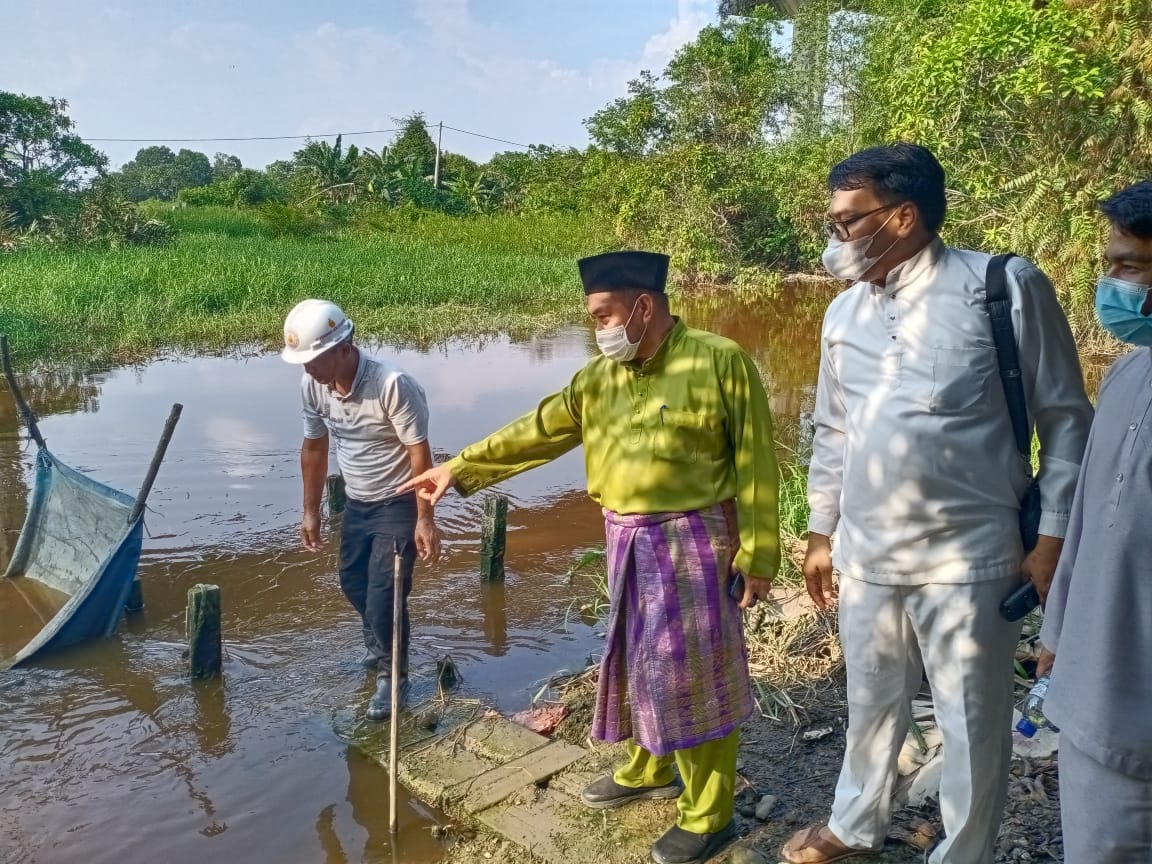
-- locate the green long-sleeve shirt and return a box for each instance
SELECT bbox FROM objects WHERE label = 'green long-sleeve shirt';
[448,320,781,579]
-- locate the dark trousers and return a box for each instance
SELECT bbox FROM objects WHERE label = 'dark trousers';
[338,493,417,676]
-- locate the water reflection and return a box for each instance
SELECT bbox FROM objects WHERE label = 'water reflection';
[480,581,510,658]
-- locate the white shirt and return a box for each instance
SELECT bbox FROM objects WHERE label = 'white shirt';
[301,352,429,503]
[807,238,1093,584]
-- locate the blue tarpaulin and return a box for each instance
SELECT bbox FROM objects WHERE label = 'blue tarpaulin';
[2,448,144,668]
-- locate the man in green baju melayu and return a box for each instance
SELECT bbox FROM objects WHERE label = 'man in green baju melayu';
[400,251,780,864]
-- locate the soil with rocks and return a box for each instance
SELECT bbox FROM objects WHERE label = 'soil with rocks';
[438,673,1064,864]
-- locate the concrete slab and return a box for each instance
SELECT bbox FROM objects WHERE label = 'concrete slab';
[398,737,500,808]
[477,787,667,864]
[550,770,600,800]
[341,702,670,862]
[454,740,588,814]
[338,699,480,764]
[461,716,552,763]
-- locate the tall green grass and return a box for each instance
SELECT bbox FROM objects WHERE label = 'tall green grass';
[0,209,613,362]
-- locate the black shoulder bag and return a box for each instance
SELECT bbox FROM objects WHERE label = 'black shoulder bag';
[985,254,1042,620]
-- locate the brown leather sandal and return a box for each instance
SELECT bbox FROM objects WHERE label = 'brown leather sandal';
[780,824,882,863]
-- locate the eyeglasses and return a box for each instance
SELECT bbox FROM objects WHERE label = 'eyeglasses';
[823,202,903,241]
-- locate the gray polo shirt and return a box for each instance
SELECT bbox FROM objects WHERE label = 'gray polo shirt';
[1041,347,1152,779]
[301,351,429,503]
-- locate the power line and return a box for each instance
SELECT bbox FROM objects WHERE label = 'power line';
[86,128,401,143]
[86,123,536,149]
[442,125,533,149]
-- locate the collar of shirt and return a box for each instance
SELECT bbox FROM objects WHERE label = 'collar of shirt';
[867,236,945,299]
[622,318,685,375]
[329,348,368,401]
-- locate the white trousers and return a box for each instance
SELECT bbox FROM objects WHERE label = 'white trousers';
[827,574,1021,864]
[1060,736,1152,863]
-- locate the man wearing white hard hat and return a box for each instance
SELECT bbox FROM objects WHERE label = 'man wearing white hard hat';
[282,299,441,720]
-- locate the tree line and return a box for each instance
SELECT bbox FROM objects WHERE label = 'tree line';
[3,0,1151,311]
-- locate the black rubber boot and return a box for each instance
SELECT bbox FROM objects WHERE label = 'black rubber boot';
[365,676,410,722]
[359,647,383,669]
[650,822,736,864]
[580,774,683,809]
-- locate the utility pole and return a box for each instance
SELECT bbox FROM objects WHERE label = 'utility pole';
[433,121,443,188]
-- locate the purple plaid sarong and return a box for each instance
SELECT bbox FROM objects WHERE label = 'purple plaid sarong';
[591,501,754,756]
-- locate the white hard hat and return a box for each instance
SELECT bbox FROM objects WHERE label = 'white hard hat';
[281,299,354,364]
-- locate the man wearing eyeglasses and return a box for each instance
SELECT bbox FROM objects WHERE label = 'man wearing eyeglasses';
[781,143,1093,864]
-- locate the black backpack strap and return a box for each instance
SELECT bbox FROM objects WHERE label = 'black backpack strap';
[984,253,1030,458]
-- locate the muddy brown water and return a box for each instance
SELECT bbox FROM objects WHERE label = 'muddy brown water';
[0,290,832,864]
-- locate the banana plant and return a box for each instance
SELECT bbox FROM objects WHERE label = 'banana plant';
[292,134,360,204]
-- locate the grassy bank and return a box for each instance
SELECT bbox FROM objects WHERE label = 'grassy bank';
[0,207,611,362]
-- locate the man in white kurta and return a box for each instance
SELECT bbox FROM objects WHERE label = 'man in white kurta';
[782,144,1093,864]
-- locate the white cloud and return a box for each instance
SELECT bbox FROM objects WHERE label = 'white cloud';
[588,0,714,99]
[2,0,715,168]
[641,0,715,70]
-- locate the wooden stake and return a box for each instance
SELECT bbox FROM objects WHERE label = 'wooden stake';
[125,580,145,614]
[126,403,183,613]
[389,546,403,834]
[480,495,507,582]
[0,334,46,449]
[187,584,222,679]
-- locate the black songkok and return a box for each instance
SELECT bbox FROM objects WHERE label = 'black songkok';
[577,251,669,295]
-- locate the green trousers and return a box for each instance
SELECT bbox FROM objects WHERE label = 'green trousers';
[612,729,740,834]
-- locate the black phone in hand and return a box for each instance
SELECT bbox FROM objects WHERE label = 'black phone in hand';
[730,572,745,602]
[1000,581,1040,621]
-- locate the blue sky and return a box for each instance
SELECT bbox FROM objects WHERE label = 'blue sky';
[3,0,717,170]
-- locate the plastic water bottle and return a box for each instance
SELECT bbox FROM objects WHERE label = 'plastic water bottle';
[1015,675,1060,737]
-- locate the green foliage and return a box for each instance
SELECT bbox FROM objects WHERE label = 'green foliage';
[138,203,267,237]
[585,72,670,156]
[0,91,107,226]
[292,134,361,205]
[2,167,83,227]
[777,461,810,544]
[515,146,594,215]
[71,181,173,248]
[15,0,1136,307]
[212,153,243,182]
[114,145,216,201]
[177,169,286,207]
[578,11,801,275]
[0,210,610,361]
[848,0,1152,305]
[588,11,791,153]
[585,145,802,278]
[389,113,438,178]
[256,202,329,238]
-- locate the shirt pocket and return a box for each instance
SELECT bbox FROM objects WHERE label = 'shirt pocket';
[930,347,995,413]
[653,409,707,463]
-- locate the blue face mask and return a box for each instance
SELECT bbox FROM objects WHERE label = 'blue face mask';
[1096,275,1152,346]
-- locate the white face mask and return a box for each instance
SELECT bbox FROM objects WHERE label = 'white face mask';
[595,298,647,362]
[821,209,901,282]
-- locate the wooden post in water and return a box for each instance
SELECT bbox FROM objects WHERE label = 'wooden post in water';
[326,473,346,516]
[0,334,47,450]
[187,584,222,679]
[479,495,507,582]
[126,403,183,613]
[125,580,145,614]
